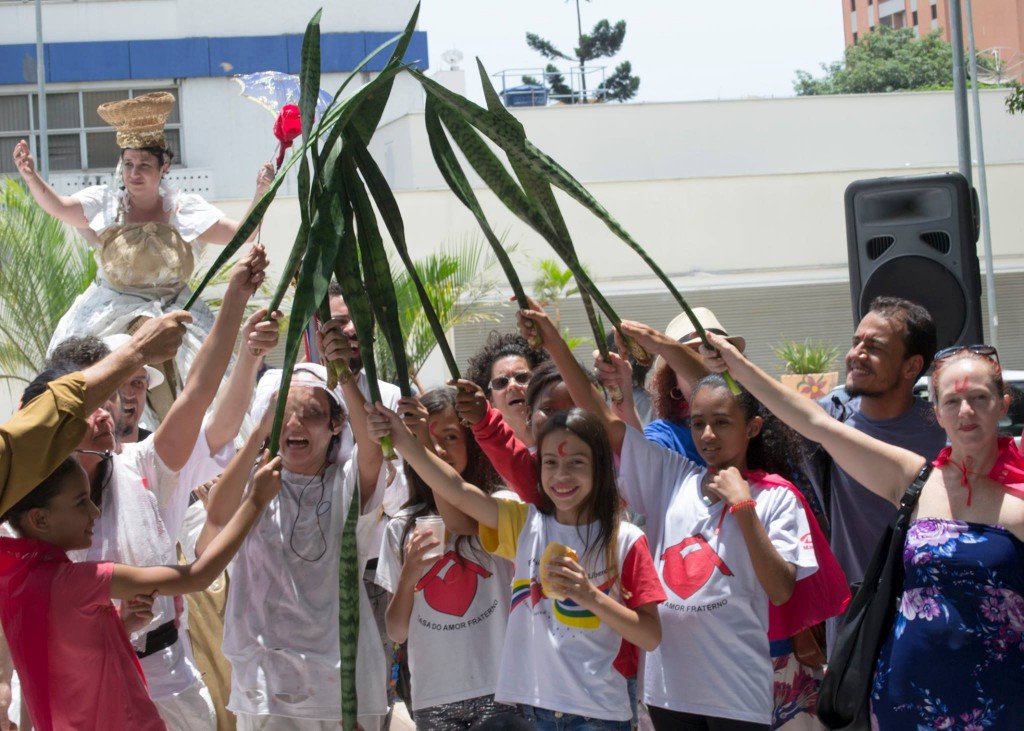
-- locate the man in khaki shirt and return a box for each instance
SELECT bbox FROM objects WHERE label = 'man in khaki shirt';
[0,310,190,523]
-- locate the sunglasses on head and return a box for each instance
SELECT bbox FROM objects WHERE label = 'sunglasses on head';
[489,371,531,392]
[934,344,999,364]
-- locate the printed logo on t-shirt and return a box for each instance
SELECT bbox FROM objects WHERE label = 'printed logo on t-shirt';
[509,576,614,630]
[415,550,492,617]
[661,534,733,600]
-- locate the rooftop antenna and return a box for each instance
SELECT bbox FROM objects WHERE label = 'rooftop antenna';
[441,48,463,71]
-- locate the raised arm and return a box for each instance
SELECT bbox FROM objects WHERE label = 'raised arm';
[320,319,383,509]
[111,453,281,599]
[154,245,268,471]
[619,320,708,399]
[81,310,191,414]
[195,409,274,558]
[516,304,626,453]
[205,307,282,454]
[366,402,499,529]
[592,348,644,431]
[13,140,89,228]
[199,161,275,245]
[702,332,926,505]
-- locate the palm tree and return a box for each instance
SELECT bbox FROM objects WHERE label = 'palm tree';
[0,178,96,386]
[373,235,507,386]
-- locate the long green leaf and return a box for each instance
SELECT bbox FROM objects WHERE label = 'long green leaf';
[341,154,411,396]
[337,478,361,731]
[350,2,421,145]
[424,97,531,313]
[299,9,323,173]
[346,131,461,380]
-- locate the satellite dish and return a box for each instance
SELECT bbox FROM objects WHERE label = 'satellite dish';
[441,48,464,70]
[974,47,1023,85]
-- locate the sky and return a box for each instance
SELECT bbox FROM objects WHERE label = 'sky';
[418,1,847,104]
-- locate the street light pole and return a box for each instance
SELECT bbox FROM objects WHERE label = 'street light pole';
[948,0,971,186]
[34,0,48,181]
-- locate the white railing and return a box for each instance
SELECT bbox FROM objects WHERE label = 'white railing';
[48,167,215,197]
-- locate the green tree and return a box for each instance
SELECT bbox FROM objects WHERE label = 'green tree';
[1008,80,1024,115]
[522,1,640,103]
[0,178,96,386]
[794,26,954,95]
[532,258,589,349]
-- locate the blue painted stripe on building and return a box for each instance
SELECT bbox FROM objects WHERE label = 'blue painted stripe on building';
[130,38,210,79]
[49,40,131,82]
[361,31,429,71]
[209,35,290,77]
[0,32,428,86]
[0,44,37,85]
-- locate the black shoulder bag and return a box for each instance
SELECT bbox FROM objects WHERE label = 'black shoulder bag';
[817,462,933,731]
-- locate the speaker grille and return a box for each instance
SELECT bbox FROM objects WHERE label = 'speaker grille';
[920,231,951,254]
[866,235,895,260]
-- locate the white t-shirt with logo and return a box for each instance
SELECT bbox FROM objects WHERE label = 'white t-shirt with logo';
[618,427,817,724]
[222,449,388,721]
[479,500,665,723]
[376,502,515,711]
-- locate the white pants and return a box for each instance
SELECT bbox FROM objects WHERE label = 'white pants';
[153,681,217,731]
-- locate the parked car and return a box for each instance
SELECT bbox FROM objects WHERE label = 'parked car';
[914,369,1024,440]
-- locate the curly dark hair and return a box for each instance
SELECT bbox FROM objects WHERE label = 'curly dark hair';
[464,331,550,397]
[401,387,502,564]
[45,336,110,372]
[690,374,807,478]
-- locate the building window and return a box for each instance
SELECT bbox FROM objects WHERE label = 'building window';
[931,4,937,18]
[868,0,873,5]
[0,86,181,175]
[853,32,859,44]
[851,0,856,10]
[913,10,919,24]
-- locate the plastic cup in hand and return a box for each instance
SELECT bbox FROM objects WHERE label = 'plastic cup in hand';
[415,515,445,560]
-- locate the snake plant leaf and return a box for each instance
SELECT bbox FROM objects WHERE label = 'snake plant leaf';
[350,2,421,145]
[331,194,393,458]
[298,9,323,170]
[423,98,531,315]
[341,154,411,396]
[345,131,461,379]
[337,477,361,731]
[267,201,342,454]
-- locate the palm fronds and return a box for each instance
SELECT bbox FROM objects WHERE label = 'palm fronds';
[0,179,96,383]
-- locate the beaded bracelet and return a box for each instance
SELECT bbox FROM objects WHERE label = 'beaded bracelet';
[728,499,757,514]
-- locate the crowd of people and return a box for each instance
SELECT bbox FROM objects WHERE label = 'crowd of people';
[0,92,1021,731]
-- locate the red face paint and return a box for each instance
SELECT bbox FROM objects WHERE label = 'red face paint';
[557,440,568,457]
[955,376,970,394]
[428,421,440,438]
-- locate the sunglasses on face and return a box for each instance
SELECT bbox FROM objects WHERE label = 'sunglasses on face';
[934,344,999,365]
[489,371,531,392]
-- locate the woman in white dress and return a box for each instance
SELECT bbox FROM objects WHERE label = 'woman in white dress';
[12,92,273,409]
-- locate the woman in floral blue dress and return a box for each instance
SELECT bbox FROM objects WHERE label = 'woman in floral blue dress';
[699,336,1024,731]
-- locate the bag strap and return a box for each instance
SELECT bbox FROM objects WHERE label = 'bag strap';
[896,462,933,520]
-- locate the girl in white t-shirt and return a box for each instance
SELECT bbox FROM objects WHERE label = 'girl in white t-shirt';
[376,387,517,729]
[366,401,666,731]
[515,307,823,731]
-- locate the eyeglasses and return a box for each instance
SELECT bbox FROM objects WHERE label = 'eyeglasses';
[489,371,531,392]
[934,344,999,364]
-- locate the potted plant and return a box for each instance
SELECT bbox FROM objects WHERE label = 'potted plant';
[773,339,841,399]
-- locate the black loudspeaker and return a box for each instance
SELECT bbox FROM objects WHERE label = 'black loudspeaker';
[845,173,982,350]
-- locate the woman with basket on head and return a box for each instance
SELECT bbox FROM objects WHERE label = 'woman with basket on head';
[13,92,273,418]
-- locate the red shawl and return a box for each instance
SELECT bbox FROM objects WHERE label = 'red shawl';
[0,537,146,731]
[932,436,1024,505]
[745,472,851,641]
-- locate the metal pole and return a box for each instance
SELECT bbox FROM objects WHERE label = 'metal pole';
[964,0,998,348]
[34,0,48,181]
[948,0,971,186]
